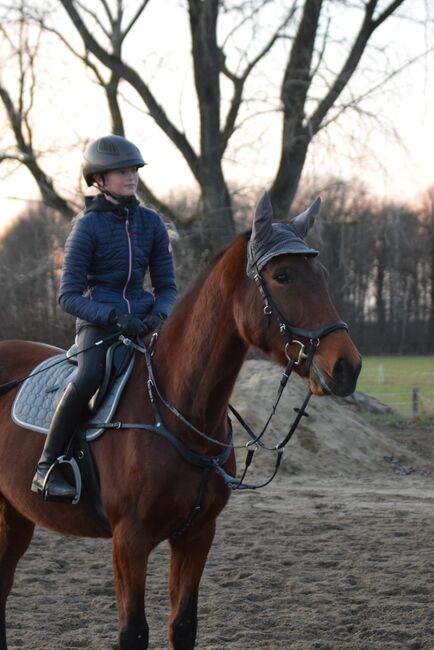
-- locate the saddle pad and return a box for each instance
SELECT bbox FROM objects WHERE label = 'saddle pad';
[12,353,135,441]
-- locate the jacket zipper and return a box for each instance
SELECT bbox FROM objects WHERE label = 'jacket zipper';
[122,219,132,314]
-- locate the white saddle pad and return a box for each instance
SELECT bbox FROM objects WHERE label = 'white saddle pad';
[12,353,135,441]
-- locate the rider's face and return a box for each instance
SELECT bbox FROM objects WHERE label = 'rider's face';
[96,167,139,197]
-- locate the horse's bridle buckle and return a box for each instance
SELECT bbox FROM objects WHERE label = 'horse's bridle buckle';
[285,340,307,365]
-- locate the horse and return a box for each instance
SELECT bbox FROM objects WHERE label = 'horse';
[0,194,361,649]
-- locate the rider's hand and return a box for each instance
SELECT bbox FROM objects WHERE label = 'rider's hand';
[110,310,146,339]
[142,312,166,335]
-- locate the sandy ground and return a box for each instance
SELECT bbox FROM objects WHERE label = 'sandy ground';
[5,361,434,649]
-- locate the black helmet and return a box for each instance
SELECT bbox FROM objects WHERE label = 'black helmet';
[83,135,146,186]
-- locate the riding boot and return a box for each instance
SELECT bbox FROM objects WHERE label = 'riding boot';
[31,382,83,501]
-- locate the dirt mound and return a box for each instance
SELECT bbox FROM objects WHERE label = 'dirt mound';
[231,359,432,478]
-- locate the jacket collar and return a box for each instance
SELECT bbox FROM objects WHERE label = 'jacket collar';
[84,193,140,219]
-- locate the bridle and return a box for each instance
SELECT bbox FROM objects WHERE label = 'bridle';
[213,269,349,489]
[252,269,348,365]
[97,268,349,493]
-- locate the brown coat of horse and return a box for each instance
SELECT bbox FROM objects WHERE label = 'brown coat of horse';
[0,220,361,649]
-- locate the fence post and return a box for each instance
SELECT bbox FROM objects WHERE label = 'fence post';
[412,387,419,417]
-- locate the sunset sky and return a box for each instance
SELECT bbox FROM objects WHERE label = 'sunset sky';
[0,1,433,235]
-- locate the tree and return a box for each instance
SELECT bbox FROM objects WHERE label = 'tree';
[0,206,73,346]
[422,186,434,353]
[1,0,421,251]
[0,6,74,219]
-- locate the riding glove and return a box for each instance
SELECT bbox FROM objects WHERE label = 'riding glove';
[142,312,166,335]
[110,310,146,339]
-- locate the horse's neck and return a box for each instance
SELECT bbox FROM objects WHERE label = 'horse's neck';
[154,239,249,437]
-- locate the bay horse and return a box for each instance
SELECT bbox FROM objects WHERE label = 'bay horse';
[0,194,361,649]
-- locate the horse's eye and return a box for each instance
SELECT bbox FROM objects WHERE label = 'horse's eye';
[273,272,290,284]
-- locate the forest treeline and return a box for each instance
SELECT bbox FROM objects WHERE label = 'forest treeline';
[1,181,433,354]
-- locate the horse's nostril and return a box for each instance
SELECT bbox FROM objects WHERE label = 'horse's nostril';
[332,357,361,396]
[333,358,347,381]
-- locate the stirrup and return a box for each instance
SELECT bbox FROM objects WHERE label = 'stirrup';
[41,457,82,505]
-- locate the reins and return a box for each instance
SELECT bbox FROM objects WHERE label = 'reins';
[0,332,121,397]
[105,334,310,491]
[97,267,348,491]
[2,270,349,492]
[208,269,349,489]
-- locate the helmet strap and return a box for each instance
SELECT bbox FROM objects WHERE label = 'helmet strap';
[91,179,134,205]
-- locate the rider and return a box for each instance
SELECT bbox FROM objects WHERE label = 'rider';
[31,134,177,501]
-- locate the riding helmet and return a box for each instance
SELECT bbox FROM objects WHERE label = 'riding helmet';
[82,135,146,186]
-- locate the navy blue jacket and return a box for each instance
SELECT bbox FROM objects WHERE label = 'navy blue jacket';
[59,194,177,332]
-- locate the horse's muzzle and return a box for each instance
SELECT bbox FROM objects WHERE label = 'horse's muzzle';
[310,354,361,397]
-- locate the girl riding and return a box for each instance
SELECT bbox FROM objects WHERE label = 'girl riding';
[31,135,177,500]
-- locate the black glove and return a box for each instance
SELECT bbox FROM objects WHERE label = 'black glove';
[142,312,166,335]
[110,310,146,339]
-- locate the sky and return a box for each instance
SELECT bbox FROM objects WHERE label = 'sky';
[0,0,433,236]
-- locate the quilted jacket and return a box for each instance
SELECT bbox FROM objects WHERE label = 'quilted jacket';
[59,194,177,332]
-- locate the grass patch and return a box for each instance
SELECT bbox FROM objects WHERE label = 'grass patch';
[357,356,434,417]
[359,410,434,430]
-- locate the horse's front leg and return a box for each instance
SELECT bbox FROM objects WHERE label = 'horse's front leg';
[168,520,216,650]
[112,519,151,650]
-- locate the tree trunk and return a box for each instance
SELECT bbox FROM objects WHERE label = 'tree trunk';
[199,170,234,252]
[189,0,235,250]
[428,213,434,352]
[269,0,323,218]
[26,158,74,220]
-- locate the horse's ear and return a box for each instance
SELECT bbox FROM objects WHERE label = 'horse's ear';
[291,196,321,237]
[251,192,273,244]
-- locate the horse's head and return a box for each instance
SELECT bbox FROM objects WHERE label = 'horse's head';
[235,193,361,397]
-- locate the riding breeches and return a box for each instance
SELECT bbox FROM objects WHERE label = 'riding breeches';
[74,326,113,404]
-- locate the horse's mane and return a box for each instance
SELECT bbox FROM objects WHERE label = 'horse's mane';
[156,232,252,392]
[168,232,250,322]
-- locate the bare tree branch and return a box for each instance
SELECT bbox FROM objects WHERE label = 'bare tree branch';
[309,0,407,133]
[0,66,73,218]
[59,0,200,181]
[98,0,114,26]
[372,0,407,29]
[29,2,178,222]
[221,4,297,147]
[269,0,410,218]
[75,0,111,39]
[318,45,434,132]
[121,0,151,42]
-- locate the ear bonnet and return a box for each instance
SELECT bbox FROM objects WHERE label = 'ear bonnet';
[246,193,320,278]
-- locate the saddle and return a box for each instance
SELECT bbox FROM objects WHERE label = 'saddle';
[13,340,135,440]
[66,339,134,414]
[12,340,135,527]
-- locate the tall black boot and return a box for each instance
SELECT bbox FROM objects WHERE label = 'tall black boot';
[31,382,83,501]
